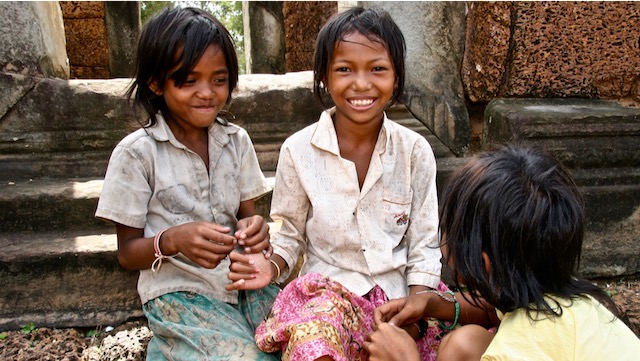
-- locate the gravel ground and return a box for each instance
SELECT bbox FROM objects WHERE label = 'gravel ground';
[1,276,638,360]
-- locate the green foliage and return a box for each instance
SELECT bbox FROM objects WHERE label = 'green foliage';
[140,1,174,25]
[140,1,246,73]
[0,332,7,340]
[21,322,36,334]
[84,329,101,338]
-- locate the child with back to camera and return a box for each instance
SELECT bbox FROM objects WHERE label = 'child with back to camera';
[226,6,454,361]
[95,7,280,360]
[364,144,640,361]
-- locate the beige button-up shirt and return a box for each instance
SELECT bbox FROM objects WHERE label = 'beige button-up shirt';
[96,114,270,304]
[271,108,441,299]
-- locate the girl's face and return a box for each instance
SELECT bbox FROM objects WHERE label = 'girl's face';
[154,45,229,131]
[326,31,397,127]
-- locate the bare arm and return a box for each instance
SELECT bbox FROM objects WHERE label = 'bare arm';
[374,291,499,329]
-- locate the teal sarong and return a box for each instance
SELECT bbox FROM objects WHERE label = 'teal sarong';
[144,286,281,360]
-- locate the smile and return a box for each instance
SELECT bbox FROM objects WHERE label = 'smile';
[349,99,374,107]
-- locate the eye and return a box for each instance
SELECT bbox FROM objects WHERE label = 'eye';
[335,67,350,73]
[213,77,228,84]
[373,66,388,72]
[184,78,196,85]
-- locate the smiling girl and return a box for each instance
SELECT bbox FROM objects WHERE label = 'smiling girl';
[226,7,450,361]
[95,7,279,360]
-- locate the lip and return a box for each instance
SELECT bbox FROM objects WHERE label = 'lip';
[192,105,218,113]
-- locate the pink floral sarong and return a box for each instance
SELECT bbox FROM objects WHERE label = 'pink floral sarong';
[255,273,452,361]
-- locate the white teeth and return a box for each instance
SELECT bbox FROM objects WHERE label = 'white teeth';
[350,99,373,107]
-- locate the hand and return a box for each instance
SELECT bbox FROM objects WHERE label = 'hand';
[235,215,272,256]
[374,294,429,328]
[162,221,236,269]
[363,323,421,361]
[226,251,273,291]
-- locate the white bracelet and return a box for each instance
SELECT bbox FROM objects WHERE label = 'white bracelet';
[151,229,174,272]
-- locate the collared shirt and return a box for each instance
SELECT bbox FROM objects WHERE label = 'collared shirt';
[271,108,441,299]
[96,114,270,304]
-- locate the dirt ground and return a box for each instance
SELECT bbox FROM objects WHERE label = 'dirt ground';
[1,276,639,360]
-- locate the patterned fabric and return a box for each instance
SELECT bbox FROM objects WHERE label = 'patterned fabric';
[256,273,453,361]
[270,108,441,300]
[144,287,281,361]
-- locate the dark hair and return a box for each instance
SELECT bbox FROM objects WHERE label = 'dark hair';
[127,7,239,126]
[313,7,406,107]
[439,144,618,318]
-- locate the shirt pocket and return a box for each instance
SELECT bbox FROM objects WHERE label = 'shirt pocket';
[382,190,413,245]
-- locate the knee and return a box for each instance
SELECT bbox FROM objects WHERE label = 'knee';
[436,325,494,361]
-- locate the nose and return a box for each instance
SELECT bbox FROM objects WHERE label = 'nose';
[196,82,215,99]
[352,71,372,91]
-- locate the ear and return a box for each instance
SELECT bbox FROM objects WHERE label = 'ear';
[149,80,163,96]
[481,251,492,276]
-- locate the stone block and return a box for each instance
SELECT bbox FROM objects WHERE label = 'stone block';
[59,1,104,19]
[464,2,640,102]
[483,98,640,278]
[483,98,640,168]
[0,2,69,79]
[283,1,336,72]
[0,230,141,330]
[0,77,143,181]
[64,18,109,68]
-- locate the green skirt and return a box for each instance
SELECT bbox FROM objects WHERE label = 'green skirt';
[144,287,281,361]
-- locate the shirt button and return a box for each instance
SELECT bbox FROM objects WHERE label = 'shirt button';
[212,209,218,215]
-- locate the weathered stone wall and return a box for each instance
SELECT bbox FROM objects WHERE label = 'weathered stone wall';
[60,1,110,79]
[282,1,337,72]
[59,1,139,79]
[463,1,640,104]
[0,2,69,79]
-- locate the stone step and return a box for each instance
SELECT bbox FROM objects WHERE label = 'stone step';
[0,229,140,330]
[0,177,275,233]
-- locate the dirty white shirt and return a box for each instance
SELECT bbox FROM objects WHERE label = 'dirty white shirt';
[95,114,270,304]
[271,108,441,299]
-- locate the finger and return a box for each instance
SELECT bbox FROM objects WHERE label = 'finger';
[227,270,257,282]
[244,234,270,253]
[228,251,255,264]
[225,278,246,291]
[263,244,273,258]
[228,261,259,274]
[374,299,405,325]
[388,307,413,327]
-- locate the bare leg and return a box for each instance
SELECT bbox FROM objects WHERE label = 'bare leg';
[436,325,494,361]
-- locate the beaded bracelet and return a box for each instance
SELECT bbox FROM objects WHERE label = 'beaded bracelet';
[415,289,460,331]
[269,259,281,284]
[151,229,174,272]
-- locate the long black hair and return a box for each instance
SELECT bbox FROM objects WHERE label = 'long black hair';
[313,7,406,107]
[439,144,618,317]
[126,7,239,126]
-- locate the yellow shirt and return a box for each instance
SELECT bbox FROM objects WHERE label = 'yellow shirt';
[482,296,640,361]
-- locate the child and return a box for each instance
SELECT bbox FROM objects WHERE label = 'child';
[227,7,451,361]
[365,145,640,360]
[95,7,279,360]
